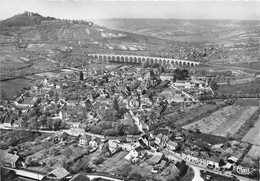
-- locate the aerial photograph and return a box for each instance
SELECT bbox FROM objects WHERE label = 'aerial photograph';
[0,0,260,181]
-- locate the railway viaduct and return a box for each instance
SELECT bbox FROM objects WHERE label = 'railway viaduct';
[88,54,200,67]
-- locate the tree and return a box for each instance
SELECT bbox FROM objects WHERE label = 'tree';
[103,129,117,136]
[129,170,143,180]
[29,116,39,131]
[152,63,160,68]
[91,156,105,165]
[160,65,166,73]
[48,89,54,97]
[70,159,83,173]
[61,159,69,170]
[79,71,84,81]
[46,118,53,130]
[142,59,149,68]
[42,141,51,152]
[53,119,61,131]
[63,147,73,159]
[112,97,119,112]
[173,68,189,81]
[39,115,47,127]
[115,123,125,136]
[25,157,32,167]
[209,80,219,91]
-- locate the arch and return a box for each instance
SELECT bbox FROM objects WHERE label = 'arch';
[121,56,124,62]
[159,59,162,65]
[142,58,146,62]
[183,62,186,67]
[191,63,194,67]
[112,56,115,61]
[150,58,154,65]
[116,56,120,62]
[155,59,158,64]
[167,60,170,65]
[108,56,112,61]
[187,62,190,67]
[130,57,133,62]
[99,55,102,61]
[179,61,182,66]
[94,55,98,59]
[163,59,166,65]
[171,60,174,65]
[175,61,179,66]
[134,57,137,63]
[125,57,129,62]
[138,57,141,63]
[103,56,107,61]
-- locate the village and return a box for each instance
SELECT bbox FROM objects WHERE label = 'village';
[0,55,260,181]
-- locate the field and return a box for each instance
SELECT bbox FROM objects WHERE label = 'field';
[224,62,260,72]
[242,116,260,145]
[218,78,260,95]
[182,105,242,134]
[0,78,35,100]
[167,103,227,126]
[95,151,128,173]
[241,145,260,167]
[200,170,239,181]
[182,105,259,138]
[216,106,259,137]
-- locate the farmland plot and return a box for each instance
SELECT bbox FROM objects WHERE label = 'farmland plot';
[217,106,259,137]
[241,145,260,167]
[182,105,242,134]
[242,116,260,145]
[245,145,260,159]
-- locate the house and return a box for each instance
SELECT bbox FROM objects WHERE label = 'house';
[148,152,164,165]
[227,156,239,164]
[69,122,82,132]
[0,151,21,168]
[79,134,91,147]
[69,173,90,181]
[207,156,220,169]
[158,160,168,170]
[155,133,163,145]
[101,141,112,157]
[59,132,69,141]
[176,160,188,177]
[45,167,70,180]
[51,111,63,120]
[124,149,139,161]
[66,100,78,106]
[166,140,179,151]
[89,137,98,148]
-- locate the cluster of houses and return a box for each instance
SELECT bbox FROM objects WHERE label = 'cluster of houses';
[1,59,259,181]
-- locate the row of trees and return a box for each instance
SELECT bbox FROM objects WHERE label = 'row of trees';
[198,93,260,101]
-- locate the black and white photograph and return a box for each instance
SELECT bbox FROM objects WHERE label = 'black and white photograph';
[0,0,260,180]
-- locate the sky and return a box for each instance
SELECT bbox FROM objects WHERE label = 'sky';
[0,1,260,21]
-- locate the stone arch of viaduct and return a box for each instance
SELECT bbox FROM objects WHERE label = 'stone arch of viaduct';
[88,54,200,67]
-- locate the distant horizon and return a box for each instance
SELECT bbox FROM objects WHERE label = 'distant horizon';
[2,12,260,22]
[1,1,260,21]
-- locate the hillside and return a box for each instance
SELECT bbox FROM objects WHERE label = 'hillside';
[0,11,57,28]
[95,19,260,44]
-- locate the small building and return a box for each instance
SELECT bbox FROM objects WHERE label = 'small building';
[166,140,179,151]
[148,152,164,165]
[45,167,70,180]
[79,134,91,147]
[0,151,21,168]
[69,173,90,181]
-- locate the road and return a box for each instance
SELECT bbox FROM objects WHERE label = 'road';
[0,124,257,181]
[163,149,257,181]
